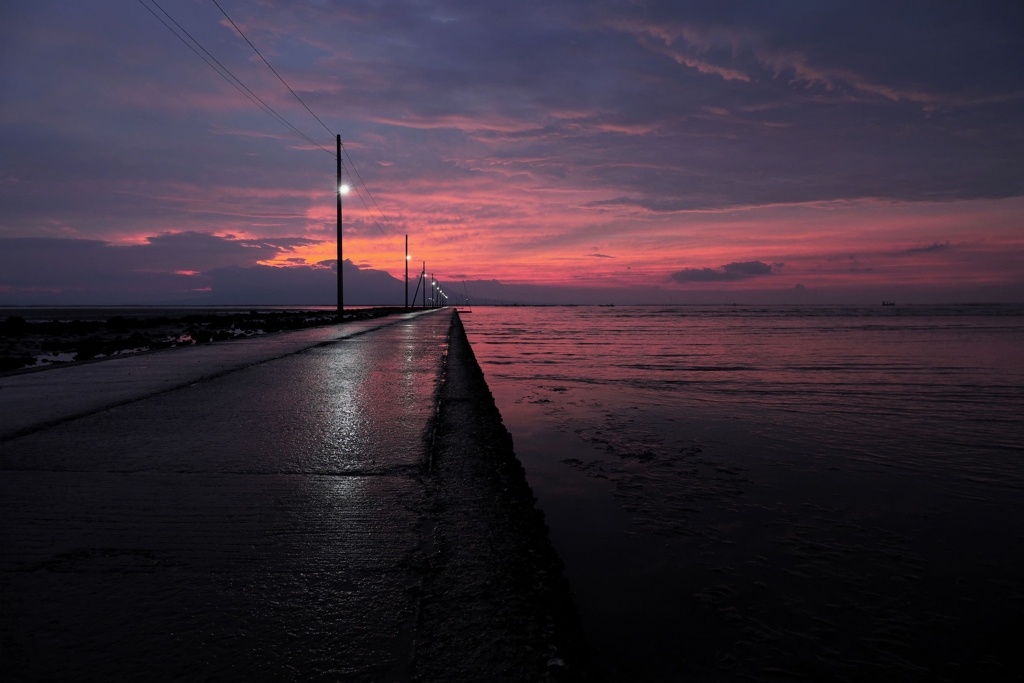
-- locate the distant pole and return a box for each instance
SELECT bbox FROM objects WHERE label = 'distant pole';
[422,261,426,309]
[336,134,343,317]
[404,234,409,310]
[431,273,435,308]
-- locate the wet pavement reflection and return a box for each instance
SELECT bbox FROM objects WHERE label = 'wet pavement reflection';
[1,311,451,681]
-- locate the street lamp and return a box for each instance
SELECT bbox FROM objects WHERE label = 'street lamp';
[336,135,344,317]
[336,177,350,317]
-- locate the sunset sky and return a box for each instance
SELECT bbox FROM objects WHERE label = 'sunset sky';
[2,0,1023,303]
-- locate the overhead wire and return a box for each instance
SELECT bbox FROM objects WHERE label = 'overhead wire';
[348,182,390,238]
[151,0,330,155]
[211,0,335,138]
[211,0,399,237]
[143,0,403,240]
[340,144,398,232]
[140,0,333,156]
[340,165,388,238]
[208,1,399,233]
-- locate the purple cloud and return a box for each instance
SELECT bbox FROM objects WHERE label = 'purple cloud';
[671,261,776,283]
[0,235,402,305]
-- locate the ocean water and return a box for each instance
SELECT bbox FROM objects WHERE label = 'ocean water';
[461,305,1024,682]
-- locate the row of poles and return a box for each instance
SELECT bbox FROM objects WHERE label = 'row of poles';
[137,6,437,317]
[407,252,447,311]
[336,135,448,316]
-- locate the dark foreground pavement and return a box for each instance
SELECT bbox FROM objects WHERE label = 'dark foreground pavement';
[1,309,593,681]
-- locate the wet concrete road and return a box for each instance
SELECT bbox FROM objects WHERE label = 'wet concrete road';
[1,310,451,681]
[0,311,437,441]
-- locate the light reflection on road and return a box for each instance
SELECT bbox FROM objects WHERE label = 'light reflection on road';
[0,311,452,680]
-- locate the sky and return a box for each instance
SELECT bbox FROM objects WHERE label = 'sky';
[1,0,1023,304]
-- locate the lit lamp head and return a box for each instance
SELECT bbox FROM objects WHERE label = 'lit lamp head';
[339,184,351,195]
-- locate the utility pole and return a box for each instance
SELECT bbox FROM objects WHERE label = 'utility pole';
[422,262,426,309]
[431,273,435,308]
[404,234,409,310]
[336,134,343,317]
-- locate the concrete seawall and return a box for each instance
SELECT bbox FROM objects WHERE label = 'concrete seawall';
[414,310,595,681]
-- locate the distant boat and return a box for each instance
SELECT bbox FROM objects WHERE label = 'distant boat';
[882,301,896,306]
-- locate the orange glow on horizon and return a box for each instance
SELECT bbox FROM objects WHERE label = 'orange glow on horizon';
[88,178,1024,295]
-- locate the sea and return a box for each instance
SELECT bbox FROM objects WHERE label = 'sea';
[460,304,1024,682]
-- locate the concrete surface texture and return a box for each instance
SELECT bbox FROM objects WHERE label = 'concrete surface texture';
[1,309,592,681]
[415,311,594,681]
[0,310,435,441]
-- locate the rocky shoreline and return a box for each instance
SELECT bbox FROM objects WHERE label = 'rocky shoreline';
[0,308,400,374]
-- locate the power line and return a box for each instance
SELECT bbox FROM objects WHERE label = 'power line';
[210,2,399,235]
[341,144,398,232]
[211,0,335,138]
[139,0,332,156]
[150,0,329,154]
[143,0,401,238]
[342,165,389,237]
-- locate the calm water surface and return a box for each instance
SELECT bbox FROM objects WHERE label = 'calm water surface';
[462,305,1024,682]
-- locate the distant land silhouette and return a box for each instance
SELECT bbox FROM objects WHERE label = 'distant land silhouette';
[3,236,1022,306]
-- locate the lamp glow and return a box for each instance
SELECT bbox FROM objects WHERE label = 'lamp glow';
[339,184,351,195]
